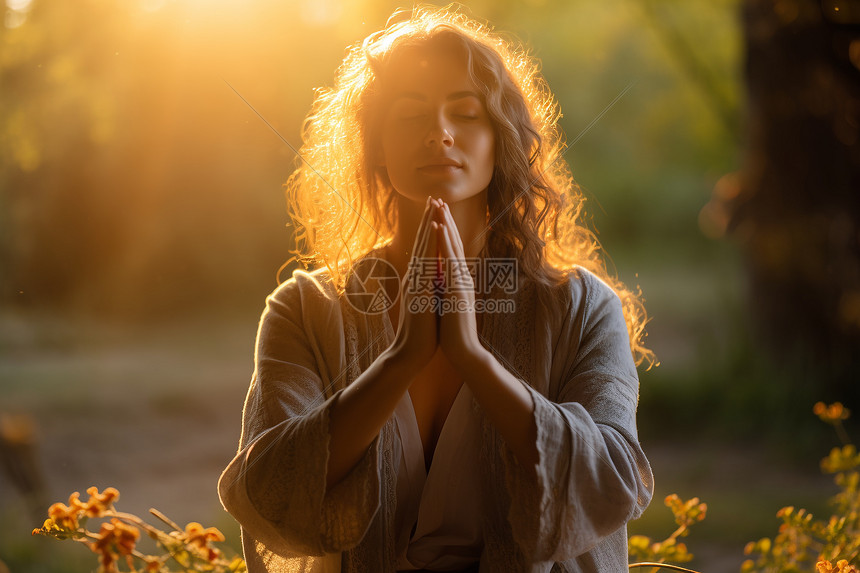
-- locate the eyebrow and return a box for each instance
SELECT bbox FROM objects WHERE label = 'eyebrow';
[393,90,482,102]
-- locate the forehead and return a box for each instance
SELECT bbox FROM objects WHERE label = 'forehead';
[381,39,479,100]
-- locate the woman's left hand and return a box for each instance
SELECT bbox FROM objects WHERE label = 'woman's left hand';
[434,200,486,370]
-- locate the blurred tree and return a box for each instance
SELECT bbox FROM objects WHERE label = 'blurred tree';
[0,1,307,318]
[703,0,860,406]
[638,0,742,142]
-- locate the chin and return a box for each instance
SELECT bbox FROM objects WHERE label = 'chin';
[416,188,483,204]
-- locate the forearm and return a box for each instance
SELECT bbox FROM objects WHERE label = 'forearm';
[325,348,413,491]
[461,347,539,473]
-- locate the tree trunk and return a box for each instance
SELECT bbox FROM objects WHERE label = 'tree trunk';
[730,0,860,405]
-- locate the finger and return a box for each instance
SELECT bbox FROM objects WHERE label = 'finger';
[419,197,447,258]
[437,223,460,298]
[440,202,466,259]
[445,221,477,300]
[436,222,450,290]
[406,201,438,292]
[410,220,438,298]
[411,196,436,262]
[429,221,441,284]
[437,220,453,261]
[401,223,435,312]
[413,219,432,265]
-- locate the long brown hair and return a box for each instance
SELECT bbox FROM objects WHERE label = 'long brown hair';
[282,5,656,369]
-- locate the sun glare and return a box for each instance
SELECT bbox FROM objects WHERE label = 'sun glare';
[6,0,32,11]
[5,0,32,28]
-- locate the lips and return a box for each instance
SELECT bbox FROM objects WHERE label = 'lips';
[419,157,462,168]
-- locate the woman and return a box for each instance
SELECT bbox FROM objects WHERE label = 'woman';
[218,6,655,572]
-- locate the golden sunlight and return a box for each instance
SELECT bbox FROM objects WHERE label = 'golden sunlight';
[5,0,32,28]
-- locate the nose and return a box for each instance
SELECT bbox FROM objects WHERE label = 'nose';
[424,114,454,148]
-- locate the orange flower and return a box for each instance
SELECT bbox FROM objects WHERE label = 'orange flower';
[47,504,78,531]
[184,522,225,547]
[88,517,140,573]
[814,402,851,424]
[817,559,860,573]
[83,486,119,517]
[181,522,225,563]
[47,491,88,531]
[143,555,164,572]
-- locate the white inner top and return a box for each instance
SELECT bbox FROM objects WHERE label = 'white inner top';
[392,382,484,570]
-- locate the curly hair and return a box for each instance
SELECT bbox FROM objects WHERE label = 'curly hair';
[282,4,656,369]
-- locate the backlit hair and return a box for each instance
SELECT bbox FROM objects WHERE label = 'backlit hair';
[282,4,656,369]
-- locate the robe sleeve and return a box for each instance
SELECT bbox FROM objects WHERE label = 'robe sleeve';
[217,272,382,558]
[501,269,654,563]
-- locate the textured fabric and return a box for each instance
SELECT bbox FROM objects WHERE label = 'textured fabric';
[392,383,483,569]
[217,249,654,573]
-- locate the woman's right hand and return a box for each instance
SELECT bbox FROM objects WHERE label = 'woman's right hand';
[325,197,440,491]
[387,196,440,370]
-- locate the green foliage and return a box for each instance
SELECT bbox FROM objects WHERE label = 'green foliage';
[741,403,860,572]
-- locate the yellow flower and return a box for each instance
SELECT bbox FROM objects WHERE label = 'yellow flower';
[664,494,707,528]
[228,555,248,572]
[627,534,654,560]
[821,445,860,473]
[776,506,794,519]
[628,535,651,551]
[32,517,60,536]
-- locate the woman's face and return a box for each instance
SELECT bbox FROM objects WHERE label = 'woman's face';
[378,42,495,205]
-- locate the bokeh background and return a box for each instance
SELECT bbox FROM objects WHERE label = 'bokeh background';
[2,0,859,571]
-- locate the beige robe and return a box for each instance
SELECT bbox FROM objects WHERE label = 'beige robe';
[217,253,654,572]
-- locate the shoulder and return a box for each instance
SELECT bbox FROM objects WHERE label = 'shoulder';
[267,266,339,311]
[255,266,346,352]
[542,265,623,321]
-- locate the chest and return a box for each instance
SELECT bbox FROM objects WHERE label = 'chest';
[408,348,464,471]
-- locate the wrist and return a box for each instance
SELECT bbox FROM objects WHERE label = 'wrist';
[454,343,493,377]
[380,344,430,374]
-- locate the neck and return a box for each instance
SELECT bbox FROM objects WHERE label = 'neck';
[386,190,489,280]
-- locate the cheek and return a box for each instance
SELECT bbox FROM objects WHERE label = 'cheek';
[475,129,495,170]
[379,130,411,189]
[380,125,416,167]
